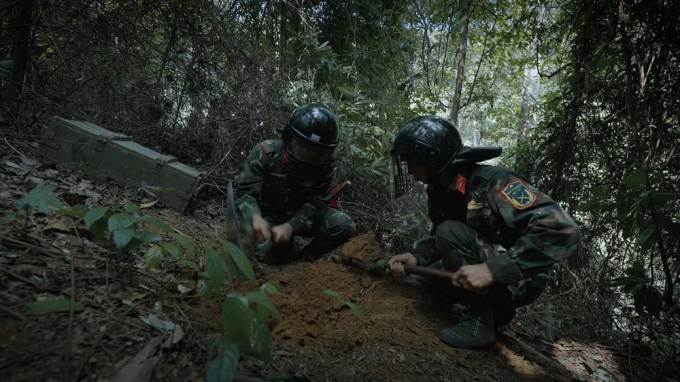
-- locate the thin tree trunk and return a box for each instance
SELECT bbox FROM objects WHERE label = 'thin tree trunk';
[449,0,470,128]
[4,0,33,112]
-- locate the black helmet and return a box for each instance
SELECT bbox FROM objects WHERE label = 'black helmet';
[390,115,502,197]
[279,104,339,175]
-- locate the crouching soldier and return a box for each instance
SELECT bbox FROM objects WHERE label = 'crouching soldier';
[387,116,582,350]
[236,104,356,264]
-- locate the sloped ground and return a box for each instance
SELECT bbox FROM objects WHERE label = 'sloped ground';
[0,139,636,382]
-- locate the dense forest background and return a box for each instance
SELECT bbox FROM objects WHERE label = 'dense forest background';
[1,0,679,376]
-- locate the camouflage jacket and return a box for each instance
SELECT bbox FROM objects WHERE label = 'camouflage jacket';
[236,139,335,232]
[412,165,582,286]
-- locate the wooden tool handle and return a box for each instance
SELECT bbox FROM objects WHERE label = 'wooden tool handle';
[403,264,455,282]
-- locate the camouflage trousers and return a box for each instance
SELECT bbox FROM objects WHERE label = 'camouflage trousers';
[256,207,356,264]
[413,220,543,309]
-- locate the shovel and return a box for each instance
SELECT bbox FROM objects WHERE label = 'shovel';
[331,255,455,283]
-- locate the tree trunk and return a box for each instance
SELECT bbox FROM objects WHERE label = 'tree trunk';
[4,0,33,112]
[449,0,470,128]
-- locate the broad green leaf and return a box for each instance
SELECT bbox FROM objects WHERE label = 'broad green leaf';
[247,291,282,322]
[218,249,238,283]
[222,294,251,347]
[133,230,161,246]
[0,215,18,224]
[178,260,200,272]
[260,283,279,294]
[171,233,197,256]
[597,58,612,71]
[88,218,109,240]
[589,187,605,197]
[323,289,341,298]
[27,300,84,312]
[635,224,658,249]
[28,185,58,196]
[108,213,136,231]
[124,203,142,215]
[653,192,680,203]
[113,227,135,249]
[315,41,330,51]
[145,246,164,269]
[197,280,211,298]
[138,216,173,233]
[608,277,636,287]
[623,280,645,294]
[219,239,255,281]
[342,301,364,317]
[15,195,64,214]
[207,248,226,291]
[206,338,239,382]
[162,243,181,258]
[646,289,663,315]
[84,207,109,229]
[625,169,646,190]
[246,321,272,361]
[337,86,355,97]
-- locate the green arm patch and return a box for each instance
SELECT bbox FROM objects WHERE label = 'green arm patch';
[501,181,537,210]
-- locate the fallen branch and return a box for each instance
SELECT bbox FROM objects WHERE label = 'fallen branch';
[499,330,580,381]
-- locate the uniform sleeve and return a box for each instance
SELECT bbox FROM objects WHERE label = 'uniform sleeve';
[484,173,582,285]
[236,144,267,223]
[285,157,336,232]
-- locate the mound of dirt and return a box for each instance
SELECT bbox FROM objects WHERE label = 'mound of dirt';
[220,233,564,382]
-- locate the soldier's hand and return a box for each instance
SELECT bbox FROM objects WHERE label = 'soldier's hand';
[252,215,270,243]
[451,263,495,293]
[387,253,418,277]
[271,223,294,245]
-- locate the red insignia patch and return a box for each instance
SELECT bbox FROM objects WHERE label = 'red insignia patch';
[456,174,467,194]
[281,151,289,164]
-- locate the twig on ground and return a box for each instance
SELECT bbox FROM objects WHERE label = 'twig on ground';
[0,304,27,321]
[0,264,35,285]
[63,241,76,382]
[0,235,60,258]
[499,330,579,381]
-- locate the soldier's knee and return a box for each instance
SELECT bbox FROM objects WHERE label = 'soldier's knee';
[326,212,356,238]
[435,220,472,242]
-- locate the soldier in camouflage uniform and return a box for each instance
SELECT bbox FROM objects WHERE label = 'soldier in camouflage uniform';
[387,116,582,350]
[236,104,356,264]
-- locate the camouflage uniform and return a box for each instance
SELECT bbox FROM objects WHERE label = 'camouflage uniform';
[236,139,356,263]
[411,165,582,311]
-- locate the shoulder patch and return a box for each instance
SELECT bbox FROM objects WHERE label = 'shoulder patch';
[501,181,537,210]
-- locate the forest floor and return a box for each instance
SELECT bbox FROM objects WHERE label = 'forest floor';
[0,138,651,382]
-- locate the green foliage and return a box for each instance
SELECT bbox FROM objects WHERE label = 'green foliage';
[580,169,678,317]
[14,186,64,214]
[323,289,363,317]
[207,338,239,382]
[210,290,282,382]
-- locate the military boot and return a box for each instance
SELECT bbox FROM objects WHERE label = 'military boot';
[439,291,495,350]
